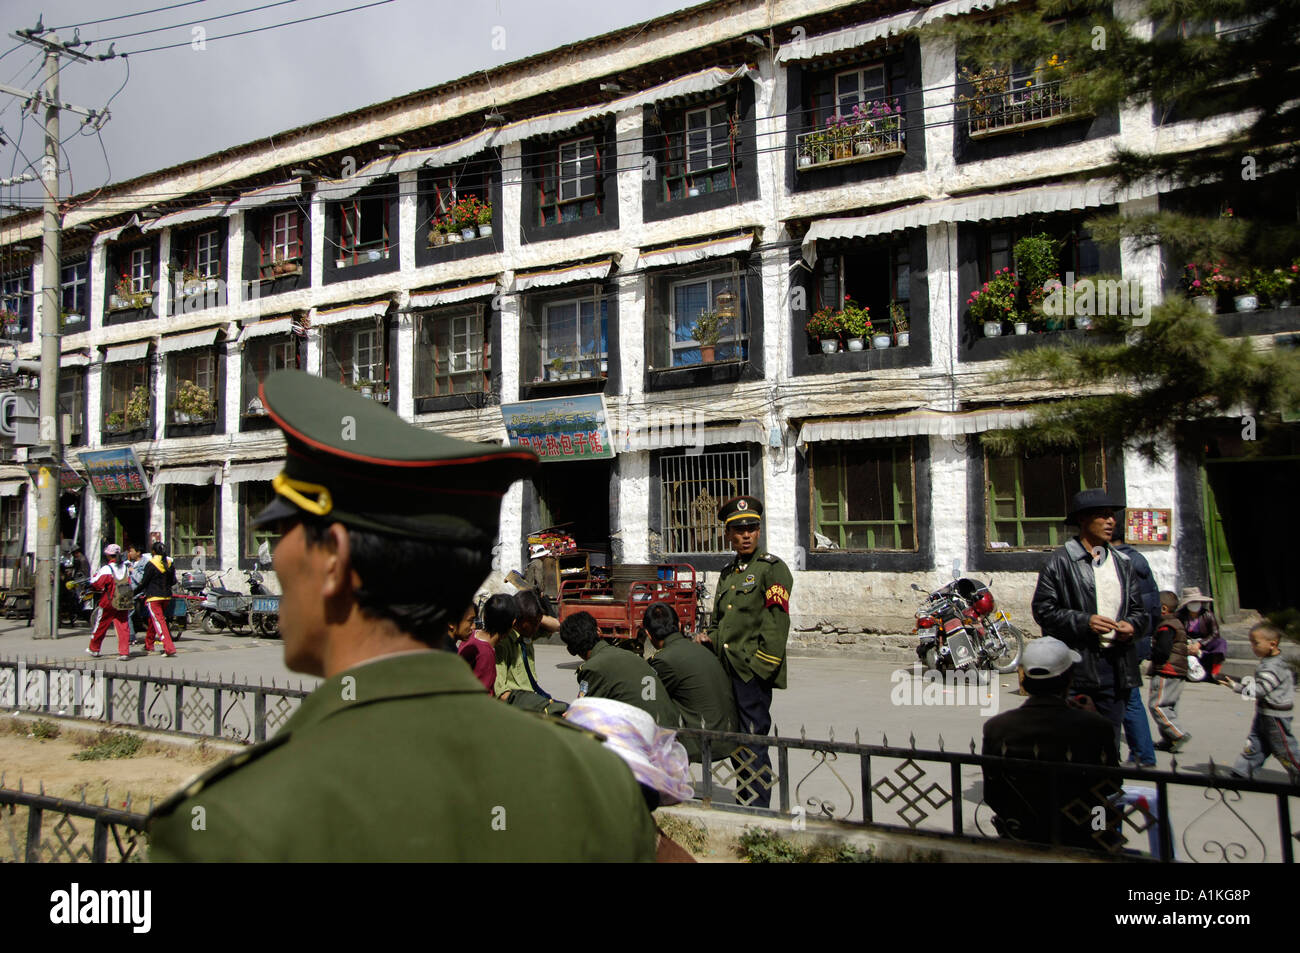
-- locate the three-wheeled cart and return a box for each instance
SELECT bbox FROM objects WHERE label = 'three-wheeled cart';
[556,562,701,655]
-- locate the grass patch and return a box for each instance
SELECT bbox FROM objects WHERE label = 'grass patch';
[30,719,61,740]
[72,730,145,762]
[736,826,875,863]
[657,815,708,856]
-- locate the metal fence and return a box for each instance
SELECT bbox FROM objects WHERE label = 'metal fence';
[0,657,309,743]
[0,783,148,863]
[679,727,1299,863]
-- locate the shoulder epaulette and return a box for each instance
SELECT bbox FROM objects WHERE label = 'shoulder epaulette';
[531,711,606,743]
[147,733,290,823]
[758,553,780,563]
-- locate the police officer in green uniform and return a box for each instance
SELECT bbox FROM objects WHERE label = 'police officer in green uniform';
[644,601,736,763]
[697,496,792,808]
[560,611,681,730]
[146,371,656,862]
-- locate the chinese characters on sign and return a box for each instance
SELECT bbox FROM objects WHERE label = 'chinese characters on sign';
[1125,508,1172,545]
[500,394,614,462]
[77,448,150,497]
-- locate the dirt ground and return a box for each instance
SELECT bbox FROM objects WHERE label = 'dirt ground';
[0,715,230,809]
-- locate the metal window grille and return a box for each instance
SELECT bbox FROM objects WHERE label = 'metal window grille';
[659,450,749,554]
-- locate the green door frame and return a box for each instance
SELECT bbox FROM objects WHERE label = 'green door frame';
[1200,466,1240,620]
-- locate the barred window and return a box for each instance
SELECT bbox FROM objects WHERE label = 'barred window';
[811,440,916,551]
[659,450,749,554]
[986,441,1106,549]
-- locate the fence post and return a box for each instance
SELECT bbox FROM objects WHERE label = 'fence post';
[1157,779,1174,863]
[254,691,266,743]
[861,753,872,823]
[777,743,790,814]
[950,762,963,836]
[1279,796,1294,865]
[92,817,109,863]
[175,683,184,733]
[24,805,42,862]
[213,688,222,738]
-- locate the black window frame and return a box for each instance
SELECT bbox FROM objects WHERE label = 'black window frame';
[521,121,619,244]
[325,176,400,284]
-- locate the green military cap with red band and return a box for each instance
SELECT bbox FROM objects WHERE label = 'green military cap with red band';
[718,495,763,527]
[252,370,537,543]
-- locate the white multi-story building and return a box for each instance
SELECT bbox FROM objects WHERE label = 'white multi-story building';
[1,0,1294,644]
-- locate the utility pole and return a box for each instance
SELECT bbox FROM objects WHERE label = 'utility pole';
[7,28,97,639]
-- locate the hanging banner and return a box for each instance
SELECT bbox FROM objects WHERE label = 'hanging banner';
[500,394,614,462]
[78,448,150,497]
[59,467,86,492]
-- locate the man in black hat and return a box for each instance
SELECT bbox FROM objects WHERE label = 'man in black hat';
[147,371,656,861]
[1031,488,1147,744]
[697,495,792,808]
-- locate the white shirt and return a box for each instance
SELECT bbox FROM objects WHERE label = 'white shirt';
[1092,546,1124,620]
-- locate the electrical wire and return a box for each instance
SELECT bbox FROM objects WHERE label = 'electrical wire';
[119,0,398,55]
[51,1,207,31]
[94,0,302,43]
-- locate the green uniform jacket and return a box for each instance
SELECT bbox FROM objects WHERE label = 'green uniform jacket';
[495,628,538,697]
[648,631,737,762]
[577,640,682,730]
[147,651,656,862]
[708,551,793,689]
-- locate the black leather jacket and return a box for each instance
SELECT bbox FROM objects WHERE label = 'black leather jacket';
[1031,538,1146,696]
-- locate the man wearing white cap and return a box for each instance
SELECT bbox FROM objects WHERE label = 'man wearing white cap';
[86,544,133,661]
[982,636,1121,852]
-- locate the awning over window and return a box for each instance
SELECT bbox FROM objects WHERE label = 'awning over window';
[60,350,90,367]
[93,214,142,246]
[798,408,1033,444]
[158,328,221,354]
[152,467,221,486]
[239,316,295,340]
[103,340,151,364]
[801,180,1159,262]
[0,482,24,497]
[225,461,282,484]
[142,201,230,233]
[776,0,1013,63]
[636,233,755,270]
[315,140,489,201]
[409,280,498,309]
[314,299,389,325]
[226,180,303,215]
[514,259,614,292]
[629,420,764,450]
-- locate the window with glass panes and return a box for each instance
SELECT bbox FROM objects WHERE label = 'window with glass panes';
[194,230,221,278]
[104,361,149,428]
[339,194,391,263]
[242,336,296,414]
[242,482,282,558]
[129,248,151,293]
[985,441,1106,549]
[811,441,916,551]
[537,297,606,377]
[538,136,601,225]
[835,65,886,117]
[416,308,488,397]
[323,323,386,388]
[59,369,85,441]
[661,101,735,200]
[659,449,749,553]
[60,261,87,317]
[261,211,303,266]
[0,493,23,566]
[168,350,219,421]
[169,485,217,561]
[662,272,746,367]
[2,273,30,333]
[981,218,1102,289]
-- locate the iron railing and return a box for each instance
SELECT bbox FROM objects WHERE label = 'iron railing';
[964,77,1077,137]
[0,782,148,863]
[0,657,310,743]
[795,121,905,169]
[680,726,1299,863]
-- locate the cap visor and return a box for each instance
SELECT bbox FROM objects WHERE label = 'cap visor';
[729,518,761,528]
[252,495,302,528]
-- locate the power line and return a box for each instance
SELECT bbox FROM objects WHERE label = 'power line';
[121,0,398,55]
[97,0,303,43]
[51,1,208,31]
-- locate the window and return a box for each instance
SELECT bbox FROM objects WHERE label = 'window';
[194,231,221,278]
[814,242,911,348]
[685,104,730,173]
[337,191,392,265]
[243,483,282,559]
[167,350,219,423]
[104,361,150,431]
[0,493,23,567]
[811,441,916,551]
[129,248,151,293]
[981,219,1102,289]
[60,261,88,321]
[649,269,748,368]
[58,369,85,442]
[528,296,607,381]
[660,101,736,200]
[835,65,886,117]
[324,323,387,393]
[259,210,304,274]
[986,441,1106,549]
[659,450,749,553]
[1,272,29,337]
[169,485,217,563]
[242,336,296,416]
[963,23,1076,136]
[416,308,489,397]
[538,136,602,225]
[796,61,903,169]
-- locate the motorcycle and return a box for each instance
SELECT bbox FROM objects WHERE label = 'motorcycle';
[58,555,92,627]
[183,548,278,637]
[912,576,1024,675]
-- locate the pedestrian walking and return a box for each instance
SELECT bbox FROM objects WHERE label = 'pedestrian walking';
[696,496,792,808]
[1225,623,1300,783]
[1147,590,1192,751]
[86,544,132,661]
[137,542,178,657]
[1113,522,1159,767]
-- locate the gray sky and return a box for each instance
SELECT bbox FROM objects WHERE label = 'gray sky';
[1,0,692,209]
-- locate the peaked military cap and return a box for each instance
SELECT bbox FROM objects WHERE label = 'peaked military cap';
[718,495,763,527]
[253,370,537,544]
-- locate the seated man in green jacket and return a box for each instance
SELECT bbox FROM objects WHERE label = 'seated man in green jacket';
[495,589,567,715]
[643,601,736,762]
[560,611,682,732]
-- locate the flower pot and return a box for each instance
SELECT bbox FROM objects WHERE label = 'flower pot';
[846,337,865,352]
[1073,314,1093,330]
[430,231,447,247]
[797,154,813,169]
[1279,299,1292,309]
[359,386,373,398]
[446,231,463,244]
[477,224,493,238]
[983,321,1003,338]
[1045,316,1066,332]
[895,331,910,347]
[834,143,852,160]
[688,187,700,197]
[1014,322,1029,335]
[819,338,839,355]
[872,334,891,349]
[366,249,383,262]
[699,345,716,363]
[460,227,477,241]
[1233,294,1258,313]
[174,412,191,424]
[855,139,873,156]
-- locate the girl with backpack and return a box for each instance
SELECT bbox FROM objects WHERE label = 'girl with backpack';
[87,543,133,660]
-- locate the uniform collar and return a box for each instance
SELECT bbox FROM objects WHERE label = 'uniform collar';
[284,650,485,735]
[587,639,612,662]
[661,631,686,649]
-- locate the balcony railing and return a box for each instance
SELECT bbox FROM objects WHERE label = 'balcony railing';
[966,77,1079,137]
[795,121,905,171]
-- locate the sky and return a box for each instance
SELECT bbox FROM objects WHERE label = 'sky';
[0,0,693,208]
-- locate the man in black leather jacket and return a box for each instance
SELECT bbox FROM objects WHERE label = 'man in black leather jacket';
[1031,489,1147,743]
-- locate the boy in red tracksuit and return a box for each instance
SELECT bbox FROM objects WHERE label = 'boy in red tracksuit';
[87,543,132,660]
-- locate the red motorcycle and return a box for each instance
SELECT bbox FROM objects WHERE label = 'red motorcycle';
[912,577,1024,674]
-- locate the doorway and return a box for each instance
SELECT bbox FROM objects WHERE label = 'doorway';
[532,459,612,564]
[101,499,149,554]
